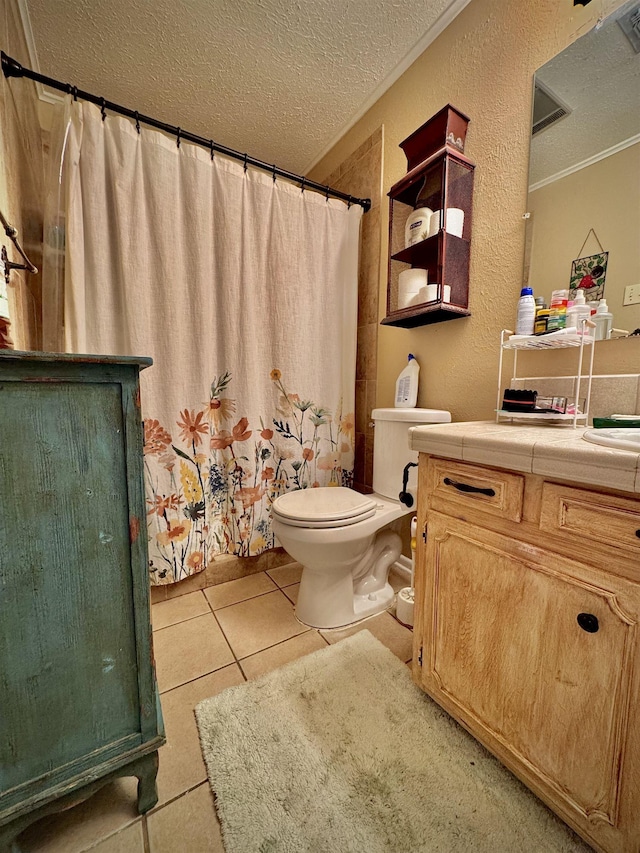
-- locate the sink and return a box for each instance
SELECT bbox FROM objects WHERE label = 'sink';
[583,428,640,452]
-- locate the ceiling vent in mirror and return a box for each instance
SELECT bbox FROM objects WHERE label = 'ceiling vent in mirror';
[532,80,571,136]
[618,5,640,53]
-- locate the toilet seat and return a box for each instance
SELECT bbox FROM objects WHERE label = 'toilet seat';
[272,487,378,529]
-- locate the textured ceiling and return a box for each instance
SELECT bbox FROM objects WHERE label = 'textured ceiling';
[530,1,640,187]
[24,0,470,175]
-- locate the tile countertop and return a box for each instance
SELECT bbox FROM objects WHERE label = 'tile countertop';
[408,421,640,495]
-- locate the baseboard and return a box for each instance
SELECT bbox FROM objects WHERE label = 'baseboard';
[392,555,413,582]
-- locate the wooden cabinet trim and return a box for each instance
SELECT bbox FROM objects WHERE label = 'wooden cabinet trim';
[541,483,640,558]
[422,517,638,827]
[426,457,525,522]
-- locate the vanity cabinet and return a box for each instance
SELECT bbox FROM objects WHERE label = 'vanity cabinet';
[382,105,474,329]
[0,352,164,851]
[413,455,640,853]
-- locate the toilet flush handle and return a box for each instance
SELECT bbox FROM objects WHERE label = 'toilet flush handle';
[399,462,418,507]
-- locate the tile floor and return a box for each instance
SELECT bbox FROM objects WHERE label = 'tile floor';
[16,564,413,853]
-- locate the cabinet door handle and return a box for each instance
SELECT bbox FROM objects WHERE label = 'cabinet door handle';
[577,613,599,633]
[443,477,496,497]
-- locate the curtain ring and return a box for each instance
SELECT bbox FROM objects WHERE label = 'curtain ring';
[71,86,78,102]
[325,185,330,202]
[100,98,107,121]
[134,111,140,134]
[301,178,306,194]
[272,164,277,183]
[176,128,181,148]
[210,140,215,161]
[347,196,352,209]
[243,153,248,173]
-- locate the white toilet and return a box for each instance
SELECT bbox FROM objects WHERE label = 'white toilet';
[271,407,451,629]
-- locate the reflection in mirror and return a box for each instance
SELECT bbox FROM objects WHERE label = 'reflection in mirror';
[525,0,640,338]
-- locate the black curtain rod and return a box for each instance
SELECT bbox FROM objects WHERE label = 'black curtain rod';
[1,51,371,213]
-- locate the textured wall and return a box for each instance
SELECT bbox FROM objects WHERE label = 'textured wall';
[0,0,44,349]
[528,144,640,331]
[310,0,639,422]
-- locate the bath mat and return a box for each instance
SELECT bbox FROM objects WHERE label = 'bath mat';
[195,630,591,853]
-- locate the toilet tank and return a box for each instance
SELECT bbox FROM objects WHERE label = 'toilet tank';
[372,407,451,501]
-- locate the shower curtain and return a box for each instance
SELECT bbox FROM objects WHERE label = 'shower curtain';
[57,102,362,585]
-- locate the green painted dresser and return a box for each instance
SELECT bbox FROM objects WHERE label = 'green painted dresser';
[0,351,164,851]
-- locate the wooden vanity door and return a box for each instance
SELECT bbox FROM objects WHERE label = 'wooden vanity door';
[415,513,640,849]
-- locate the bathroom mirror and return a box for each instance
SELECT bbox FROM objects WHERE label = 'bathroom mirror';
[525,0,640,337]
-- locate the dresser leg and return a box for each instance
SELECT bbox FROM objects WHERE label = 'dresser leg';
[134,751,160,813]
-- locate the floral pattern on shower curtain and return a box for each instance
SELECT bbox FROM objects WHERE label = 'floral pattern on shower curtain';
[144,369,354,583]
[58,101,361,584]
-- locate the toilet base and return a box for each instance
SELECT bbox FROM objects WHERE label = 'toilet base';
[295,580,395,630]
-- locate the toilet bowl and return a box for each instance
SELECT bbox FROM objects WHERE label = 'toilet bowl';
[271,407,451,629]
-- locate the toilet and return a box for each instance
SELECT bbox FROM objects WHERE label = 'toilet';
[271,407,451,629]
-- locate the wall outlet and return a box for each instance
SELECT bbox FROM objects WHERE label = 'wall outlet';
[623,284,640,306]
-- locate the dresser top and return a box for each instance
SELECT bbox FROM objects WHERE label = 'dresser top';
[0,350,153,368]
[409,421,640,494]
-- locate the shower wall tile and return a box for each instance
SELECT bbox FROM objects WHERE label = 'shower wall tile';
[318,126,383,492]
[357,323,378,381]
[356,379,367,434]
[366,380,377,437]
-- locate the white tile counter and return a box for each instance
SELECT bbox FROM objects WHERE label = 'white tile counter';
[409,421,640,494]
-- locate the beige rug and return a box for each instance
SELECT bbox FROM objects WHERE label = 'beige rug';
[195,630,591,853]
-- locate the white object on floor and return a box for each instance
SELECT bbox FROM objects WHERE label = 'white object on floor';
[195,631,592,853]
[396,587,414,626]
[271,406,451,629]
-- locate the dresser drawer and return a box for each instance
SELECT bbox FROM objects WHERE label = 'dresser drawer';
[425,458,525,522]
[540,483,640,555]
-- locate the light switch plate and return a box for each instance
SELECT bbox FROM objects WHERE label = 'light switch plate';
[623,284,640,306]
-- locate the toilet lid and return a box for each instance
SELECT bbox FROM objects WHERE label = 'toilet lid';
[272,487,377,524]
[272,507,378,529]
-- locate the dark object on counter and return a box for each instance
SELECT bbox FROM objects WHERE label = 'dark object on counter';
[502,389,537,412]
[593,416,640,428]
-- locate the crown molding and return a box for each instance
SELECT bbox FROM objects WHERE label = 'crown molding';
[304,0,473,174]
[16,0,65,105]
[529,134,640,193]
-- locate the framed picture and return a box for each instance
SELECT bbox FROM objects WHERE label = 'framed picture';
[569,252,608,303]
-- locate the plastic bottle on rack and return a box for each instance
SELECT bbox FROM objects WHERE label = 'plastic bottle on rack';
[593,299,613,340]
[405,207,433,247]
[515,287,536,336]
[548,289,569,331]
[566,290,592,335]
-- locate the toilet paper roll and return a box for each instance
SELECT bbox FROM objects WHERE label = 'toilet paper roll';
[398,268,428,309]
[445,208,464,238]
[425,284,452,302]
[428,209,441,238]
